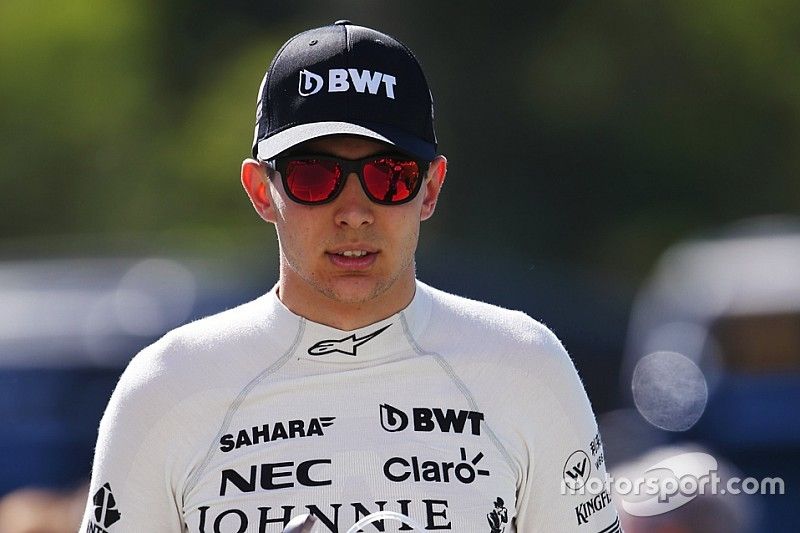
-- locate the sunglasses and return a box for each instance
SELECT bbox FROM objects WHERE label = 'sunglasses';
[267,154,428,205]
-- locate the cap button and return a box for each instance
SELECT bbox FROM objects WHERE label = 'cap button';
[334,20,352,25]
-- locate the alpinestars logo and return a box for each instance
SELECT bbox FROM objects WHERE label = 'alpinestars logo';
[89,482,121,531]
[308,324,391,356]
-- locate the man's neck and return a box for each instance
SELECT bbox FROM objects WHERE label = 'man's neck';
[276,268,417,331]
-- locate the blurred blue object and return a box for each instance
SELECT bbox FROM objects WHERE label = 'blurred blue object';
[0,255,272,496]
[0,367,119,494]
[699,373,800,448]
[620,215,800,531]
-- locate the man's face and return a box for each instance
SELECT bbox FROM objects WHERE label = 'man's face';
[245,135,445,305]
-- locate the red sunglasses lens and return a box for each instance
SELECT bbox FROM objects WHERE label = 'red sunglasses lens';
[285,159,341,202]
[362,158,421,203]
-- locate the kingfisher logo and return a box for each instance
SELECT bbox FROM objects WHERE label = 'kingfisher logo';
[574,490,613,525]
[299,68,397,98]
[308,324,390,356]
[88,482,121,531]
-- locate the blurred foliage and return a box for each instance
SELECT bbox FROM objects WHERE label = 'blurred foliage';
[2,0,800,282]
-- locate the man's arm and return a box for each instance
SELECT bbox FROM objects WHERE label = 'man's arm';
[515,326,621,533]
[79,343,185,532]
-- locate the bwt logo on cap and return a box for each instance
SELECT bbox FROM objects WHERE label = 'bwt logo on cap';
[299,68,397,99]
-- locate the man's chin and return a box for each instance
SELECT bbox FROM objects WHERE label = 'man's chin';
[323,276,389,304]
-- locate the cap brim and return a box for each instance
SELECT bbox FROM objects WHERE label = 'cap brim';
[254,121,436,161]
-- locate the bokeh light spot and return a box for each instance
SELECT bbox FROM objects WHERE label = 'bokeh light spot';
[632,351,708,431]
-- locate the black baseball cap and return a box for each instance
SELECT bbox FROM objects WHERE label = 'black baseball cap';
[252,20,437,161]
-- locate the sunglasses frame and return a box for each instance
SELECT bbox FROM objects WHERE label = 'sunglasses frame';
[266,154,429,206]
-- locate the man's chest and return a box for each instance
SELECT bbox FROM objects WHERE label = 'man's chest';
[180,366,520,532]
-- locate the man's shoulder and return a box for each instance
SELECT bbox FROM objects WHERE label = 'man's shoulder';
[115,293,286,397]
[419,282,566,361]
[419,282,585,401]
[95,296,286,455]
[162,293,277,352]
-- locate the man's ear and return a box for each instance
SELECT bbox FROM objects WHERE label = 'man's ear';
[241,159,276,223]
[420,155,447,221]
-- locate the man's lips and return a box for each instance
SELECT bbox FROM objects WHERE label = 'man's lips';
[326,244,379,255]
[325,247,379,270]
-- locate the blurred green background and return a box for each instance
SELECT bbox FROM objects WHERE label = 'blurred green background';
[4,0,799,282]
[2,3,799,530]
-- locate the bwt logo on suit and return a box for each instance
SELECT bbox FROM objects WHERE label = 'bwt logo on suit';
[299,68,397,98]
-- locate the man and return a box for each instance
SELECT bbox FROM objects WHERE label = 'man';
[82,21,620,532]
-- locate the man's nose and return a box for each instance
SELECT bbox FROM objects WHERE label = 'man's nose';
[333,172,374,228]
